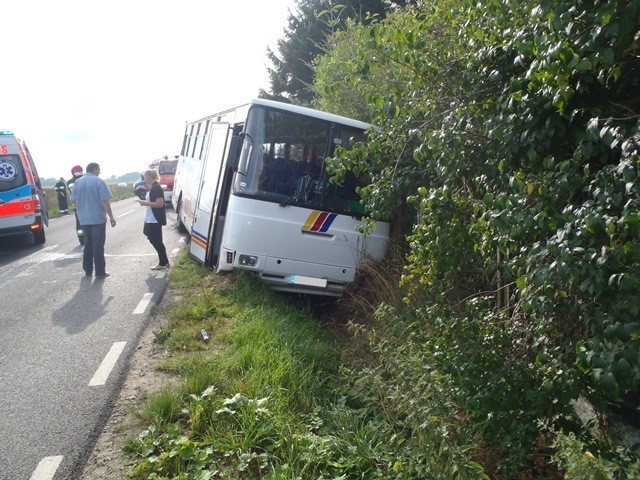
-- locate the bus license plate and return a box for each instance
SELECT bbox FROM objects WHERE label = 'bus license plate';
[290,275,327,288]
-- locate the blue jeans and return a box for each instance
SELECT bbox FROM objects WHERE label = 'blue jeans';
[82,223,107,275]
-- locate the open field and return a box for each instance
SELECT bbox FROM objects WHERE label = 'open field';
[44,183,135,219]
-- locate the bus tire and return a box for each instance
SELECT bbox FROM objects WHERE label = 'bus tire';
[33,229,46,245]
[176,197,187,233]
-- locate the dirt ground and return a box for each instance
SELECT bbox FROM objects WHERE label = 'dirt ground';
[79,299,176,479]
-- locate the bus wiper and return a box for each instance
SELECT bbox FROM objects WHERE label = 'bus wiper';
[279,192,302,207]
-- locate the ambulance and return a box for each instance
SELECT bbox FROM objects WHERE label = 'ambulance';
[0,131,48,244]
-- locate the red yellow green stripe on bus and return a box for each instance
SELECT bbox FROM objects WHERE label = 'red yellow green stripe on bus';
[302,210,337,233]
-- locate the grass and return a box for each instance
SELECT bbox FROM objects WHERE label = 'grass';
[44,183,135,219]
[157,253,341,414]
[119,240,640,479]
[124,250,395,479]
[125,248,555,479]
[134,387,182,427]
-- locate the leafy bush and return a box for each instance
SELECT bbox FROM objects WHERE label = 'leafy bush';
[314,0,640,476]
[549,426,640,480]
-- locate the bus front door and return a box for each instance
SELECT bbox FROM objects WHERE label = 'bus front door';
[189,123,230,264]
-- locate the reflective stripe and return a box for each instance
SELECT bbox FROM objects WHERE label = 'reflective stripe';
[0,199,34,215]
[0,184,32,202]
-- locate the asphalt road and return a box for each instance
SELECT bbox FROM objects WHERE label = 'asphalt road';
[0,198,185,480]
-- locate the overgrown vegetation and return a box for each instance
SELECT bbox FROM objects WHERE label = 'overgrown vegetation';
[124,0,640,477]
[128,253,491,478]
[312,0,640,476]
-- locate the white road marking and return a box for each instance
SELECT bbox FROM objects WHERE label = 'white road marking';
[1,249,155,266]
[133,293,154,315]
[0,246,61,280]
[0,244,57,272]
[117,209,136,218]
[89,342,127,387]
[30,455,63,480]
[24,245,59,260]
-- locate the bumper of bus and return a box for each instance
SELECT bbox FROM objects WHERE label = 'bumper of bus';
[258,272,348,297]
[219,248,355,297]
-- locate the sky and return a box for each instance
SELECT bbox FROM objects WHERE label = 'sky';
[3,0,297,180]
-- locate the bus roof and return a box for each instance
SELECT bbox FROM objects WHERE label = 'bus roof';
[190,99,371,131]
[249,99,371,130]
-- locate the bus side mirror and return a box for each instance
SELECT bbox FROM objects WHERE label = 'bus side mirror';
[226,135,240,172]
[236,133,253,176]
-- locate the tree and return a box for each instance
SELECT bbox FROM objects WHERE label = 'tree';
[262,0,413,105]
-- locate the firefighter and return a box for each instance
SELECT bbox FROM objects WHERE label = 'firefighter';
[53,177,69,213]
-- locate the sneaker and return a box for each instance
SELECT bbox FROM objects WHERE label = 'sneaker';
[150,264,170,270]
[95,272,110,278]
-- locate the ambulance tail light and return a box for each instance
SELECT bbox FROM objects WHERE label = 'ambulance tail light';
[31,188,43,213]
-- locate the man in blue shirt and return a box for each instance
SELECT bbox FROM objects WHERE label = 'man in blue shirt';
[70,163,117,278]
[133,174,149,199]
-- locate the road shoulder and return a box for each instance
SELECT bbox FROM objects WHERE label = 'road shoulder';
[80,294,177,479]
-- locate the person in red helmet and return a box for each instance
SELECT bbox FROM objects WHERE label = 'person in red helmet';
[68,165,85,244]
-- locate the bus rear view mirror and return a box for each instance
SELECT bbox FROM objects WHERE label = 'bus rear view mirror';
[237,133,253,176]
[226,135,240,171]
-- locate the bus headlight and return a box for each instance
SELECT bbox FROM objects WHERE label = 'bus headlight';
[238,254,257,267]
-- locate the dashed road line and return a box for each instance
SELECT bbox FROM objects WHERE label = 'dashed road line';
[89,342,127,387]
[117,209,136,218]
[133,292,154,315]
[30,455,63,480]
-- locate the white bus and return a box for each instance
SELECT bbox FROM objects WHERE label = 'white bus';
[172,98,389,296]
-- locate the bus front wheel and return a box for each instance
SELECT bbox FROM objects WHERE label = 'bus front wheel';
[176,198,187,233]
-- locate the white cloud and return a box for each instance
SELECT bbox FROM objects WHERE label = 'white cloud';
[3,0,296,179]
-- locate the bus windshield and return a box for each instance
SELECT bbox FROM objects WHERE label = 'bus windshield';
[234,106,366,216]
